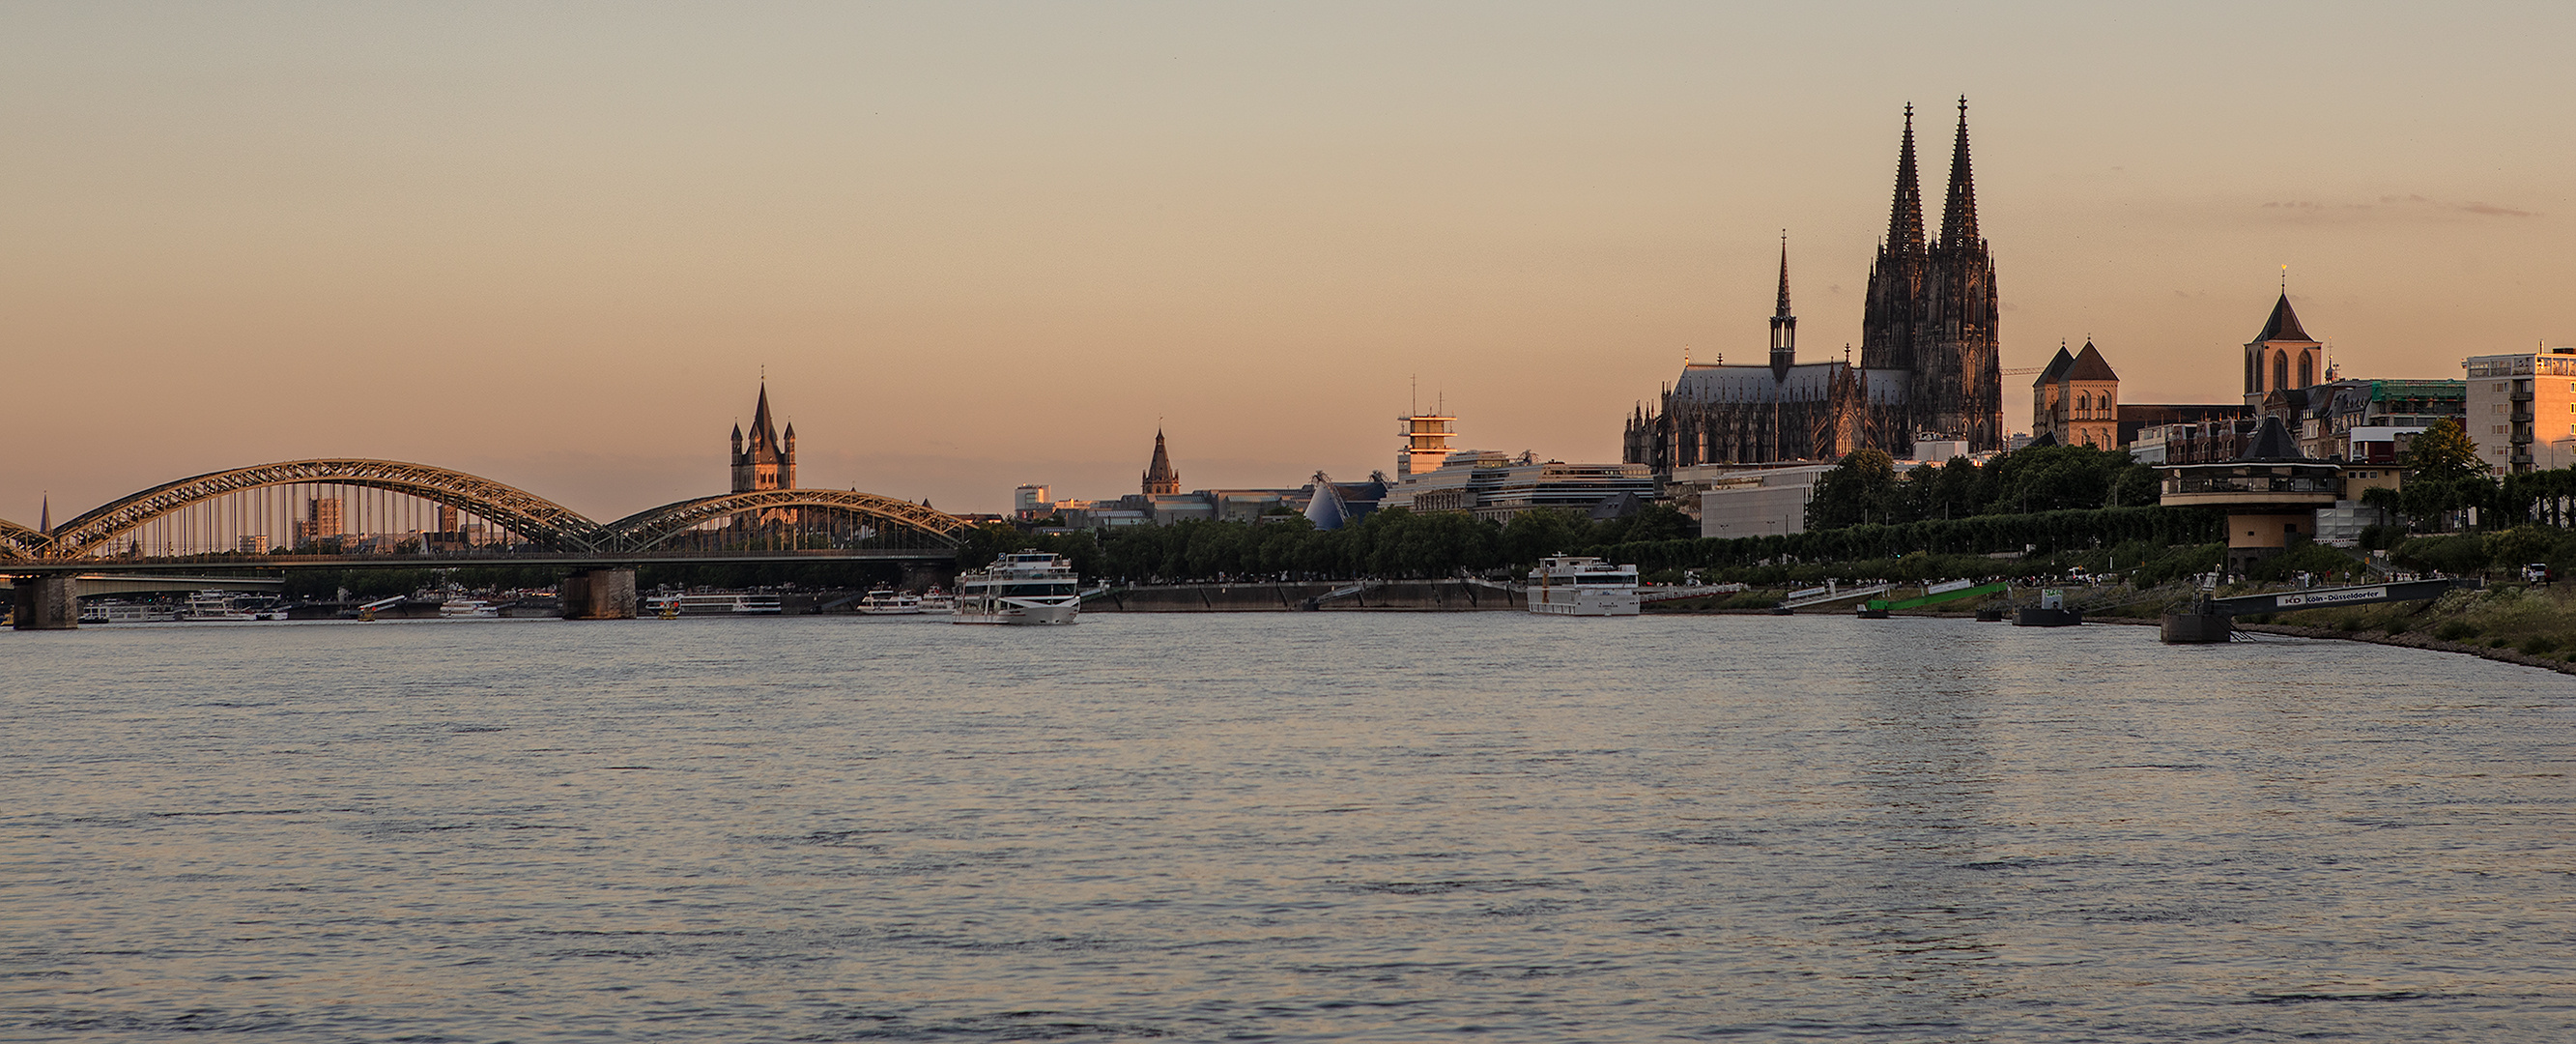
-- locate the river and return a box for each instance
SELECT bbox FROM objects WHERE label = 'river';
[3,613,2570,1041]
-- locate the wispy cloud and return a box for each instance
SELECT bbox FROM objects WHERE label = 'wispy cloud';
[2459,201,2537,218]
[2258,194,2539,220]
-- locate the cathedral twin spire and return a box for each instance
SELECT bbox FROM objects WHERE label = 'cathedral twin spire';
[1939,97,1980,246]
[1864,96,2002,450]
[1885,104,1927,255]
[1884,98,1980,253]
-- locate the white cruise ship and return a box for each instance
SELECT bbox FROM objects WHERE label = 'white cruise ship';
[1526,555,1642,617]
[954,552,1081,625]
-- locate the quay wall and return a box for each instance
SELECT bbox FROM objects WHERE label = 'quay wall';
[1086,580,1524,612]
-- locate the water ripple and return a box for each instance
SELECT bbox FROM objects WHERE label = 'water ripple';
[2,614,2571,1041]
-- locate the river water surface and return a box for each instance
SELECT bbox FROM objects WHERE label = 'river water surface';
[3,613,2572,1041]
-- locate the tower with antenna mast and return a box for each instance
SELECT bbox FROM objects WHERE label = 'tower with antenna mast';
[1397,384,1456,478]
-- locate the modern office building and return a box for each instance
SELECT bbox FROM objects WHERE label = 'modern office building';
[1380,451,1656,523]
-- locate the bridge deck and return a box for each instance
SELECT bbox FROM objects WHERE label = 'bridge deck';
[5,548,955,575]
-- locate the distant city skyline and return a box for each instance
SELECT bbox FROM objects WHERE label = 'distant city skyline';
[4,2,2569,518]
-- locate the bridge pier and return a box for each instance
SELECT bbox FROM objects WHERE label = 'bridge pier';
[11,575,79,630]
[559,568,637,620]
[2161,611,2234,644]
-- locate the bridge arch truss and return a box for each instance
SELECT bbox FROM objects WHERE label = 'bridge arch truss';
[600,490,967,554]
[43,459,606,561]
[0,518,47,561]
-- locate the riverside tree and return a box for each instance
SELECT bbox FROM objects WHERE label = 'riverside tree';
[1803,443,2160,531]
[2390,420,2501,531]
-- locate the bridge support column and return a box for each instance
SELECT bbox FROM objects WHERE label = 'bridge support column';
[560,568,637,620]
[11,576,79,630]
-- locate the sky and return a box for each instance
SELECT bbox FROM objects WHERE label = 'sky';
[5,1,2571,521]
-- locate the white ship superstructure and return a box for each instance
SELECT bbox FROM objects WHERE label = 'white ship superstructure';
[79,600,180,624]
[954,552,1080,625]
[853,590,923,616]
[175,593,289,622]
[644,592,786,617]
[1526,555,1641,617]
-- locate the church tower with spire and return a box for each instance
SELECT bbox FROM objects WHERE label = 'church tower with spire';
[2243,290,2321,409]
[1860,104,1929,381]
[730,384,796,493]
[1768,237,1797,380]
[1141,430,1181,496]
[1922,97,2004,450]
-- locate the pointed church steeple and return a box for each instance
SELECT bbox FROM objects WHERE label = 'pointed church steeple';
[1142,429,1181,496]
[749,383,777,452]
[2255,292,2311,343]
[1885,104,1927,255]
[1774,235,1792,317]
[38,495,49,534]
[1939,97,1980,246]
[731,382,795,492]
[1862,105,1931,378]
[1920,95,2002,451]
[1769,235,1797,380]
[2243,290,2323,406]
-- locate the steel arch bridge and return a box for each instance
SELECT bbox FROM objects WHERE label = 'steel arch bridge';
[0,518,46,561]
[43,459,609,560]
[15,459,969,565]
[598,489,969,553]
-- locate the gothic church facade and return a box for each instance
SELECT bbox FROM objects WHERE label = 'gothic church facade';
[1626,101,2004,473]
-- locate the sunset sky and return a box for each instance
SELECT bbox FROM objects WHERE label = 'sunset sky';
[6,2,2570,521]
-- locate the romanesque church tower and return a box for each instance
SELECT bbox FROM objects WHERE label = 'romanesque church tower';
[730,384,796,493]
[2242,292,2321,409]
[1141,430,1181,496]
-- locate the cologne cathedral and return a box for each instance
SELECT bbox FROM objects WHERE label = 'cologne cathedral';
[1624,100,2003,473]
